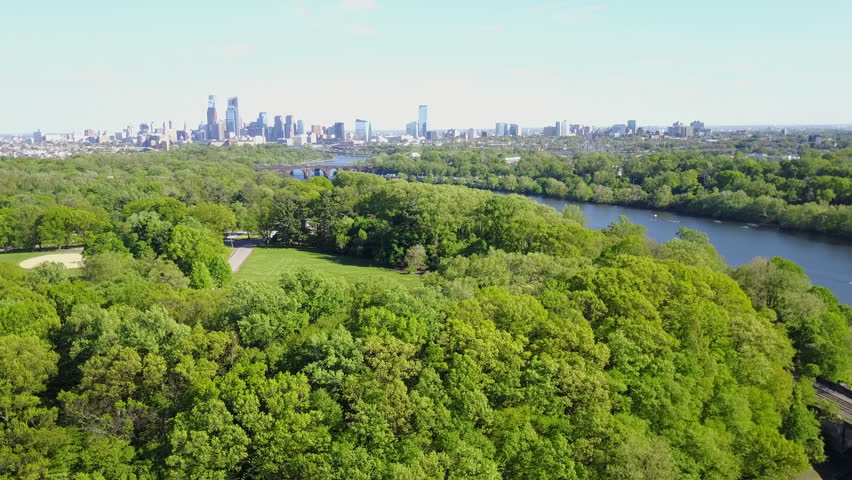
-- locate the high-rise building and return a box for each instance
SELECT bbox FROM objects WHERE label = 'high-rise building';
[509,124,521,137]
[333,122,345,142]
[206,95,218,126]
[225,97,240,136]
[555,121,563,136]
[418,105,428,138]
[311,125,323,136]
[495,123,508,136]
[355,119,371,142]
[285,115,295,138]
[296,120,304,135]
[627,120,637,134]
[405,121,419,137]
[273,115,285,140]
[610,124,628,137]
[667,121,694,138]
[256,112,268,138]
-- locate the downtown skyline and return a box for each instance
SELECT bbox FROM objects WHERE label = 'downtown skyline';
[2,0,851,133]
[9,91,852,138]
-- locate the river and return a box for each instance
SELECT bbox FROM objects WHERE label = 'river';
[526,195,852,305]
[331,155,852,304]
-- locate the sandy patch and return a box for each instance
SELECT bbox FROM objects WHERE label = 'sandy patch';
[19,253,84,269]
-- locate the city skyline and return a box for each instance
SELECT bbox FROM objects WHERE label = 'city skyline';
[14,91,852,138]
[2,0,851,133]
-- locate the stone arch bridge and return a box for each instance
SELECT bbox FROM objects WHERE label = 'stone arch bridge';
[256,163,373,180]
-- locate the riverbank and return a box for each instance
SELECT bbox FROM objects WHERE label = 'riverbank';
[389,174,852,241]
[366,175,852,304]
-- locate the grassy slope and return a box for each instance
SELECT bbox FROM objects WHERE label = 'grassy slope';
[234,246,421,289]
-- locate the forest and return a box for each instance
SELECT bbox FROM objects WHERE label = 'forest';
[0,145,851,479]
[369,147,852,238]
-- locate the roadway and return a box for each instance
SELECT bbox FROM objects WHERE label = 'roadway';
[227,237,263,273]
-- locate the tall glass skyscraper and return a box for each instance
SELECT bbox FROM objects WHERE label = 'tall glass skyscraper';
[418,105,428,138]
[333,122,345,142]
[226,97,240,136]
[206,95,218,125]
[355,119,371,142]
[206,95,219,140]
[285,115,295,138]
[273,115,284,140]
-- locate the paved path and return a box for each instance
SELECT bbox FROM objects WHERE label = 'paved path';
[228,238,264,273]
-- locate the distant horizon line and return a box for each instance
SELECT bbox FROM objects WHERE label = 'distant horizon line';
[5,122,852,137]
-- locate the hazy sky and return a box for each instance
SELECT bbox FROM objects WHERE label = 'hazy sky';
[3,0,851,133]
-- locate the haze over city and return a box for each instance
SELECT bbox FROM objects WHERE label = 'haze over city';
[3,0,851,133]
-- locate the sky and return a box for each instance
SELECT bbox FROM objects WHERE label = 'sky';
[2,0,851,133]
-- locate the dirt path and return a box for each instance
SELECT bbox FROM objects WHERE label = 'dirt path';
[19,250,84,269]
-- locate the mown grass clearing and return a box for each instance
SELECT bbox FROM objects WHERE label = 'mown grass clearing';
[234,246,421,289]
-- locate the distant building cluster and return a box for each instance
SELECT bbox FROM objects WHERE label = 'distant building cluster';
[665,121,712,138]
[194,95,350,147]
[23,92,729,152]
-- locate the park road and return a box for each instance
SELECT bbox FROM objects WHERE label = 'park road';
[228,238,264,273]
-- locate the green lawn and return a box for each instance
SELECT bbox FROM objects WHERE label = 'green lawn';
[234,246,422,289]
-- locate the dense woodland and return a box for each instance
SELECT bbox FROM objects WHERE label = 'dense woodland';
[0,145,851,479]
[370,147,852,237]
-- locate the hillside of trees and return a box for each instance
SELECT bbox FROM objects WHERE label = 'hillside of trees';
[370,147,852,237]
[0,146,850,478]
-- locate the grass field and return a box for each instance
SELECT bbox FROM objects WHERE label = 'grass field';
[234,246,421,289]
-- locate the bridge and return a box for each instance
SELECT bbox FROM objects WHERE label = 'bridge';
[814,379,852,453]
[815,380,852,422]
[257,162,373,180]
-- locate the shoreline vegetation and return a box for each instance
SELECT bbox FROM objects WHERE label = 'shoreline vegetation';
[0,145,849,478]
[368,147,852,239]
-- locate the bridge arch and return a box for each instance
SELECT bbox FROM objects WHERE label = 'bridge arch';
[256,163,374,181]
[288,167,310,180]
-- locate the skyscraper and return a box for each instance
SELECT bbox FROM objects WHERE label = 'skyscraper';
[495,123,507,136]
[226,97,240,136]
[355,119,371,142]
[206,96,218,125]
[206,96,219,140]
[405,121,419,137]
[296,120,304,135]
[627,120,637,134]
[418,105,428,138]
[273,115,284,140]
[285,115,295,138]
[257,112,268,138]
[333,122,345,142]
[509,124,521,137]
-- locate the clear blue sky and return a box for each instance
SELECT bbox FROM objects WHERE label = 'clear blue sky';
[2,0,850,133]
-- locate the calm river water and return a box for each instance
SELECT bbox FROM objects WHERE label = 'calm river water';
[526,195,852,305]
[330,156,852,304]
